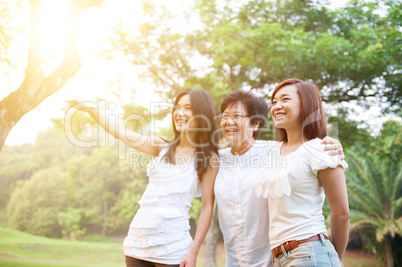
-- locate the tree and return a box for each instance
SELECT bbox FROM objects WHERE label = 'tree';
[370,120,402,165]
[7,166,69,237]
[0,144,34,209]
[0,0,105,150]
[327,107,374,152]
[105,150,149,234]
[67,147,123,235]
[113,0,401,113]
[346,151,402,267]
[58,207,87,240]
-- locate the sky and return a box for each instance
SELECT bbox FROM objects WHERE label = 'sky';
[2,0,398,146]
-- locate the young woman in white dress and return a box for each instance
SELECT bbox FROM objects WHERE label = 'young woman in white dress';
[65,88,219,267]
[256,78,349,266]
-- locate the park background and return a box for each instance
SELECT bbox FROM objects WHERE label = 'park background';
[0,0,400,266]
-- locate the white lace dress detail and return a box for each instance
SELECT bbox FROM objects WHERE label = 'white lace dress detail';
[123,144,201,259]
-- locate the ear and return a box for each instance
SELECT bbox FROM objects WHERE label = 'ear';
[253,121,260,131]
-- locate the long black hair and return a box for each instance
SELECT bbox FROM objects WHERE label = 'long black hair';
[163,88,219,180]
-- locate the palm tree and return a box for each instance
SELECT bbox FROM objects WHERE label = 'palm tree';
[346,151,402,267]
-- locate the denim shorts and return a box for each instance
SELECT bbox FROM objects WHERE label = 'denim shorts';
[272,237,342,267]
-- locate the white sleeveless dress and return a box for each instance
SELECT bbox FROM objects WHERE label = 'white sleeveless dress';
[123,144,202,264]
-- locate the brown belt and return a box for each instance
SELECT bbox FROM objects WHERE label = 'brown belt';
[271,234,329,258]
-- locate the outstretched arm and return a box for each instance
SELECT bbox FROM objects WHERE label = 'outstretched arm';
[318,166,349,261]
[180,154,219,267]
[64,99,166,156]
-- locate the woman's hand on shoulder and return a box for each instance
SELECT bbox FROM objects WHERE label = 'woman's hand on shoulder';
[321,136,344,160]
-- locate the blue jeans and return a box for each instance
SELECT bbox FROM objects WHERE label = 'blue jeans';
[272,236,342,267]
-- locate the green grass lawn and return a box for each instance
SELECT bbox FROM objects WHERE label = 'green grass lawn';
[0,227,124,267]
[0,227,380,267]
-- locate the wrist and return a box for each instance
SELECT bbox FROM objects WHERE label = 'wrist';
[188,246,200,255]
[80,101,98,113]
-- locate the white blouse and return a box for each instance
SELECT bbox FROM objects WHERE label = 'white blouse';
[255,138,348,248]
[123,143,201,264]
[215,141,275,267]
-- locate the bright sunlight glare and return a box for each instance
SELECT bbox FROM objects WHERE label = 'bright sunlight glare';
[40,0,67,75]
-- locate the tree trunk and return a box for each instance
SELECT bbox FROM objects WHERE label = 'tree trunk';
[382,235,394,267]
[204,202,219,267]
[102,198,107,236]
[0,0,105,150]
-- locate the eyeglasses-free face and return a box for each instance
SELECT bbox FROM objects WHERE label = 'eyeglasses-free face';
[270,85,301,131]
[173,94,197,132]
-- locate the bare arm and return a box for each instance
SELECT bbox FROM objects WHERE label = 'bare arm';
[180,154,219,267]
[318,166,350,261]
[64,99,166,156]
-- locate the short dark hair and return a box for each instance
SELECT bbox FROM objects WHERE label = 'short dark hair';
[271,78,327,142]
[220,90,268,139]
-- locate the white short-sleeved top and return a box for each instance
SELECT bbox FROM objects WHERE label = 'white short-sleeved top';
[123,143,202,264]
[255,138,348,248]
[215,140,275,267]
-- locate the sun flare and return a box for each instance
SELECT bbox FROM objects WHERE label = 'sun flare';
[39,0,68,74]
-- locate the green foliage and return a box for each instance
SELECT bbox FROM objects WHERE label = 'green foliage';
[0,144,34,209]
[3,139,151,238]
[347,152,402,241]
[189,198,202,224]
[107,167,148,233]
[121,104,152,133]
[346,120,402,265]
[7,167,68,238]
[327,108,374,152]
[66,146,123,233]
[371,120,402,164]
[0,128,95,211]
[58,208,86,240]
[4,136,151,238]
[28,130,93,172]
[112,0,401,113]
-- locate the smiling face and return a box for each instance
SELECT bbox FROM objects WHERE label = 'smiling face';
[173,94,196,132]
[220,102,258,148]
[270,85,302,131]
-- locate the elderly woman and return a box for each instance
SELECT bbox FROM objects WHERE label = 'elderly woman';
[215,90,344,266]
